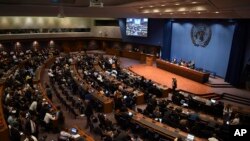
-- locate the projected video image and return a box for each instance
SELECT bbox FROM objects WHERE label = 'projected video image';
[126,18,148,37]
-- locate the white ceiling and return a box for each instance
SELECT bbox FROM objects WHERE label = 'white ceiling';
[0,0,250,18]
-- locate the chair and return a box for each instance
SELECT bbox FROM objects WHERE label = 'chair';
[137,108,143,114]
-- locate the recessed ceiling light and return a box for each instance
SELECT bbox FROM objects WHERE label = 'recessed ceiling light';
[175,3,180,6]
[192,1,197,4]
[164,9,173,12]
[178,7,186,12]
[149,5,154,7]
[215,11,220,14]
[142,10,150,13]
[153,9,160,13]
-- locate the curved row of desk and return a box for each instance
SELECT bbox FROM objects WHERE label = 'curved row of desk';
[0,59,29,141]
[35,56,95,141]
[0,56,95,141]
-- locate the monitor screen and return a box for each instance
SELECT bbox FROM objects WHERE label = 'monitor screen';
[211,99,216,103]
[70,128,78,135]
[126,18,148,37]
[187,134,195,141]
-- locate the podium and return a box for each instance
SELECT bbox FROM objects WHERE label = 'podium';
[146,56,154,66]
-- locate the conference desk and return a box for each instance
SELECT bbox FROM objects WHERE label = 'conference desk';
[121,51,157,64]
[127,109,206,141]
[167,103,223,126]
[72,64,113,113]
[0,59,29,141]
[74,126,95,141]
[156,59,210,83]
[99,71,145,105]
[33,57,57,110]
[124,68,171,97]
[0,83,10,141]
[33,57,56,84]
[105,49,157,64]
[105,48,120,56]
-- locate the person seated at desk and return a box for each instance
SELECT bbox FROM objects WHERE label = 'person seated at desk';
[43,109,56,132]
[23,133,38,141]
[208,134,219,141]
[9,122,22,141]
[153,106,162,118]
[58,128,72,141]
[188,61,195,69]
[223,104,233,123]
[230,113,240,125]
[113,129,132,141]
[171,58,177,64]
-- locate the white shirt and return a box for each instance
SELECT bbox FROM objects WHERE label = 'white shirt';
[30,120,36,133]
[29,101,37,111]
[44,113,55,124]
[231,117,240,125]
[24,135,38,141]
[208,137,219,141]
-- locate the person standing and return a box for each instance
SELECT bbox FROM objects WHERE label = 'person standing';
[85,101,94,129]
[172,78,177,93]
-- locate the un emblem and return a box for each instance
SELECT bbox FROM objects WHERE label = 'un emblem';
[191,24,212,47]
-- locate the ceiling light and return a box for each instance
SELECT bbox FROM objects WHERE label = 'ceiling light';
[215,11,220,14]
[175,3,180,6]
[153,9,160,13]
[142,10,150,13]
[197,12,201,14]
[149,5,154,7]
[192,1,197,4]
[178,7,186,12]
[164,9,173,12]
[196,6,206,11]
[161,4,165,6]
[140,6,143,9]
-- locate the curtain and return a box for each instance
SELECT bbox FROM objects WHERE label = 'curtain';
[225,21,249,87]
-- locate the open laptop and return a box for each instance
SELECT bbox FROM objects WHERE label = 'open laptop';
[70,128,78,135]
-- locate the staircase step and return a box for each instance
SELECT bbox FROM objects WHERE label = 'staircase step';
[223,93,250,103]
[222,96,250,106]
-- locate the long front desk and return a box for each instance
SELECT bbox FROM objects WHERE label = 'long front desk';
[105,49,157,64]
[127,110,206,141]
[156,59,210,83]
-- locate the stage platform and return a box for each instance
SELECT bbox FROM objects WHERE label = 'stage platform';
[129,64,213,95]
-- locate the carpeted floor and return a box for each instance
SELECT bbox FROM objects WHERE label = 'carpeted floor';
[129,64,212,95]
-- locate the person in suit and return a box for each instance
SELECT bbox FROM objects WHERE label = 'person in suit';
[25,116,39,138]
[56,106,65,130]
[85,101,94,129]
[10,122,21,141]
[113,129,131,141]
[172,78,177,93]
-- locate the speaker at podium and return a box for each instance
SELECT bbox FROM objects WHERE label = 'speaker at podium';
[146,56,154,66]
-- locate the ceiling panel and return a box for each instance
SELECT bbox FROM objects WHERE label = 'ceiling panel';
[0,0,249,18]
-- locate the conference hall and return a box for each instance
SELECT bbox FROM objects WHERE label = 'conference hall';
[0,0,250,141]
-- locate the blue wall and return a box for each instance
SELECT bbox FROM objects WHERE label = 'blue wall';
[119,19,165,47]
[171,22,235,78]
